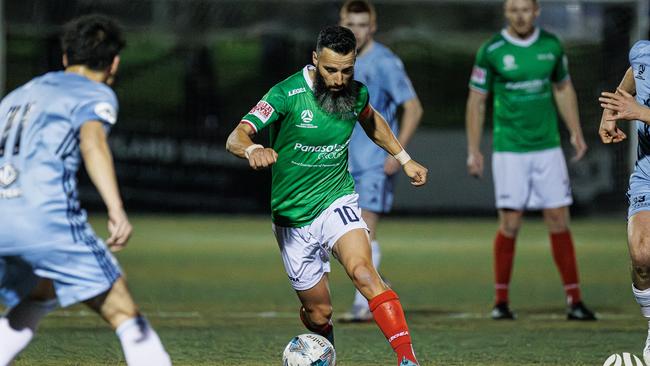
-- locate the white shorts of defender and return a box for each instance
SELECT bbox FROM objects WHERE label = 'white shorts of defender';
[273,193,369,291]
[492,147,573,210]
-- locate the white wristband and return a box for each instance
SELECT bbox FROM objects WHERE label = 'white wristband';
[393,150,411,165]
[244,144,264,159]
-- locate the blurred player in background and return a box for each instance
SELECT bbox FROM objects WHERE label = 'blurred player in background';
[226,25,426,366]
[0,15,171,365]
[599,40,650,364]
[465,0,596,320]
[338,0,423,323]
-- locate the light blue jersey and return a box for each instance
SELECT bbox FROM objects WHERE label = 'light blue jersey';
[348,42,416,213]
[627,41,650,217]
[0,71,121,307]
[349,42,417,173]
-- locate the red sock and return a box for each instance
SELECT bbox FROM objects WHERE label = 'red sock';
[494,231,516,304]
[550,231,581,304]
[369,290,418,366]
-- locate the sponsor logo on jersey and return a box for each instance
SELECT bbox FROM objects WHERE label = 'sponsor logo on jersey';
[537,53,555,61]
[503,55,517,71]
[94,102,117,125]
[0,163,18,188]
[296,109,318,128]
[471,66,487,85]
[288,87,306,97]
[0,163,21,199]
[636,64,646,80]
[249,101,275,124]
[505,79,546,92]
[293,140,349,160]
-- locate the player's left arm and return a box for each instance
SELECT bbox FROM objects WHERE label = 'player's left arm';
[600,88,650,124]
[383,97,423,175]
[358,105,427,186]
[79,121,132,251]
[553,79,587,162]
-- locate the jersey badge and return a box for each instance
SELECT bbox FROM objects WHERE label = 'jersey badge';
[503,55,518,71]
[249,101,275,124]
[94,102,117,125]
[296,109,317,129]
[0,163,18,187]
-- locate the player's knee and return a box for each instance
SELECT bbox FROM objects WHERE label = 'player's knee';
[630,236,650,266]
[499,222,520,237]
[350,263,380,290]
[633,265,650,286]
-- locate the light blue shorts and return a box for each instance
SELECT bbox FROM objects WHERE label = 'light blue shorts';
[0,225,121,308]
[628,174,650,219]
[352,169,395,214]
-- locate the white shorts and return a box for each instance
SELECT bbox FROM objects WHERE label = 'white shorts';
[492,147,573,210]
[273,193,368,291]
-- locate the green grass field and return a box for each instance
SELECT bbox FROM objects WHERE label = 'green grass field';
[4,215,644,365]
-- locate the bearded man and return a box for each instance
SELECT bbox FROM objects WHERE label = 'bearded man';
[226,25,427,366]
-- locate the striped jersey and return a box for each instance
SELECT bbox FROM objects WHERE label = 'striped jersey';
[0,71,118,251]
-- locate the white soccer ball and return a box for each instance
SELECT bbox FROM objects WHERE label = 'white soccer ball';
[282,333,336,366]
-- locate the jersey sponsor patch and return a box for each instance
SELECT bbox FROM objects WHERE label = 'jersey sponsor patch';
[94,102,117,124]
[249,100,275,124]
[471,66,487,85]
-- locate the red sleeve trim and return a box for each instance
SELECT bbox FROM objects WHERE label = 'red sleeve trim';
[240,119,258,133]
[358,103,373,122]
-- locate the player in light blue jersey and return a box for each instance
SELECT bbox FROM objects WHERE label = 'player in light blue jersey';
[599,40,650,364]
[0,15,171,366]
[339,0,423,322]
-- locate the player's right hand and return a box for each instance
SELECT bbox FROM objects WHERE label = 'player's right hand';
[598,107,627,144]
[403,160,428,187]
[467,151,484,178]
[106,208,132,252]
[248,148,278,170]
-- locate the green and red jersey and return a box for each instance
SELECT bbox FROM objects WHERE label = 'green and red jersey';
[241,66,371,227]
[469,28,570,152]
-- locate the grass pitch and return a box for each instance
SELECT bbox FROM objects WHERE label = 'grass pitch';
[5,215,643,365]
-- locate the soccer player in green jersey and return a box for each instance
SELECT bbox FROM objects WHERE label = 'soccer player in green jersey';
[226,25,427,366]
[465,0,596,321]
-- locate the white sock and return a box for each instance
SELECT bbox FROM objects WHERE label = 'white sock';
[352,240,382,309]
[116,317,171,366]
[0,299,57,366]
[632,285,650,318]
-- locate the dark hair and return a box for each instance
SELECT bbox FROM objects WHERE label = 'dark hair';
[316,25,356,55]
[61,14,126,71]
[340,0,376,24]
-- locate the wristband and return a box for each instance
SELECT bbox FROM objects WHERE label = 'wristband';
[393,150,411,165]
[244,144,264,159]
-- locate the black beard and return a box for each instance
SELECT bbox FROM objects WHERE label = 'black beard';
[313,70,359,115]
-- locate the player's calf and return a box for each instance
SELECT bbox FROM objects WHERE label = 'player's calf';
[369,289,419,366]
[300,306,334,345]
[0,298,58,366]
[85,278,171,366]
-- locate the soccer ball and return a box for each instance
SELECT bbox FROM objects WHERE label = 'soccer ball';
[282,333,336,366]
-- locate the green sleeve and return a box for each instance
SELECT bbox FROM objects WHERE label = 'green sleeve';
[469,43,493,93]
[241,85,286,132]
[552,42,570,83]
[355,82,370,114]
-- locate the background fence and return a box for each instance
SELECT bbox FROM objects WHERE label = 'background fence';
[3,0,648,214]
